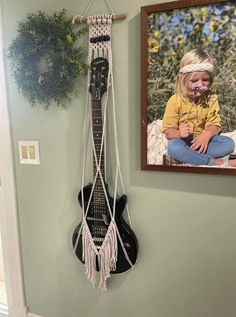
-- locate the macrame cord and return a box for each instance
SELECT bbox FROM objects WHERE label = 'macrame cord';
[73,13,134,291]
[72,0,115,24]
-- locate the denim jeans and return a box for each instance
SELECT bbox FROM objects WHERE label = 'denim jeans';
[167,135,235,166]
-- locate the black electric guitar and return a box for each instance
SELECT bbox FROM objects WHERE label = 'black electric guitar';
[72,57,138,273]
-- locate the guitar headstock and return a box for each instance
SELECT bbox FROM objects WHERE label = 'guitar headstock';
[89,57,109,100]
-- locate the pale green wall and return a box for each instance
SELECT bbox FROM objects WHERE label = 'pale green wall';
[2,1,236,317]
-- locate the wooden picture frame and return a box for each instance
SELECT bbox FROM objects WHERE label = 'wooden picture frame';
[141,0,236,175]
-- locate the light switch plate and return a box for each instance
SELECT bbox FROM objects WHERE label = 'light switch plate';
[18,141,40,165]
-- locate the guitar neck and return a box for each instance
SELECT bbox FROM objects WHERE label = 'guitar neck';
[92,99,105,190]
[89,57,109,207]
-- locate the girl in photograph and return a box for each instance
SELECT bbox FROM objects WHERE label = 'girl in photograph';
[162,48,236,167]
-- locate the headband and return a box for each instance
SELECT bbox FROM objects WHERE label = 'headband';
[179,62,214,74]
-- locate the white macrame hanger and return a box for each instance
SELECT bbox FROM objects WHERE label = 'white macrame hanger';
[73,10,135,292]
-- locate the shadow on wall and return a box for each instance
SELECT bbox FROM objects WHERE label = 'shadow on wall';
[0,234,7,305]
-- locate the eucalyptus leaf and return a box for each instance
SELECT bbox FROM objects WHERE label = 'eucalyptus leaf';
[8,9,87,109]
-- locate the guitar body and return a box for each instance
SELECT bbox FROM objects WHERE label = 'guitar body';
[72,183,138,273]
[72,57,138,276]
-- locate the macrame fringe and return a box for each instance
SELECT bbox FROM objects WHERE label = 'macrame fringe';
[82,219,118,291]
[98,219,117,291]
[82,221,98,287]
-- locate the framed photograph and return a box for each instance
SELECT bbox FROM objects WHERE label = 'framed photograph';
[141,0,236,175]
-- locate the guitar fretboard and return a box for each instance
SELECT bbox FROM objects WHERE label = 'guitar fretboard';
[92,99,106,209]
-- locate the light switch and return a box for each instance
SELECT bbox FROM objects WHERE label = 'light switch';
[21,145,28,159]
[28,146,36,159]
[18,141,40,165]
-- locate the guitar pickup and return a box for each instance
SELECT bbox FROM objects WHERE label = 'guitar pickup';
[86,215,109,225]
[87,217,104,223]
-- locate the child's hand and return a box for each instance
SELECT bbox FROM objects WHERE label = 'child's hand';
[179,121,189,138]
[190,131,211,153]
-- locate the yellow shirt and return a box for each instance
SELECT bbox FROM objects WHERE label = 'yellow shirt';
[162,93,221,135]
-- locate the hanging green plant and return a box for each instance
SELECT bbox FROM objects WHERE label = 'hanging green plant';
[8,9,87,109]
